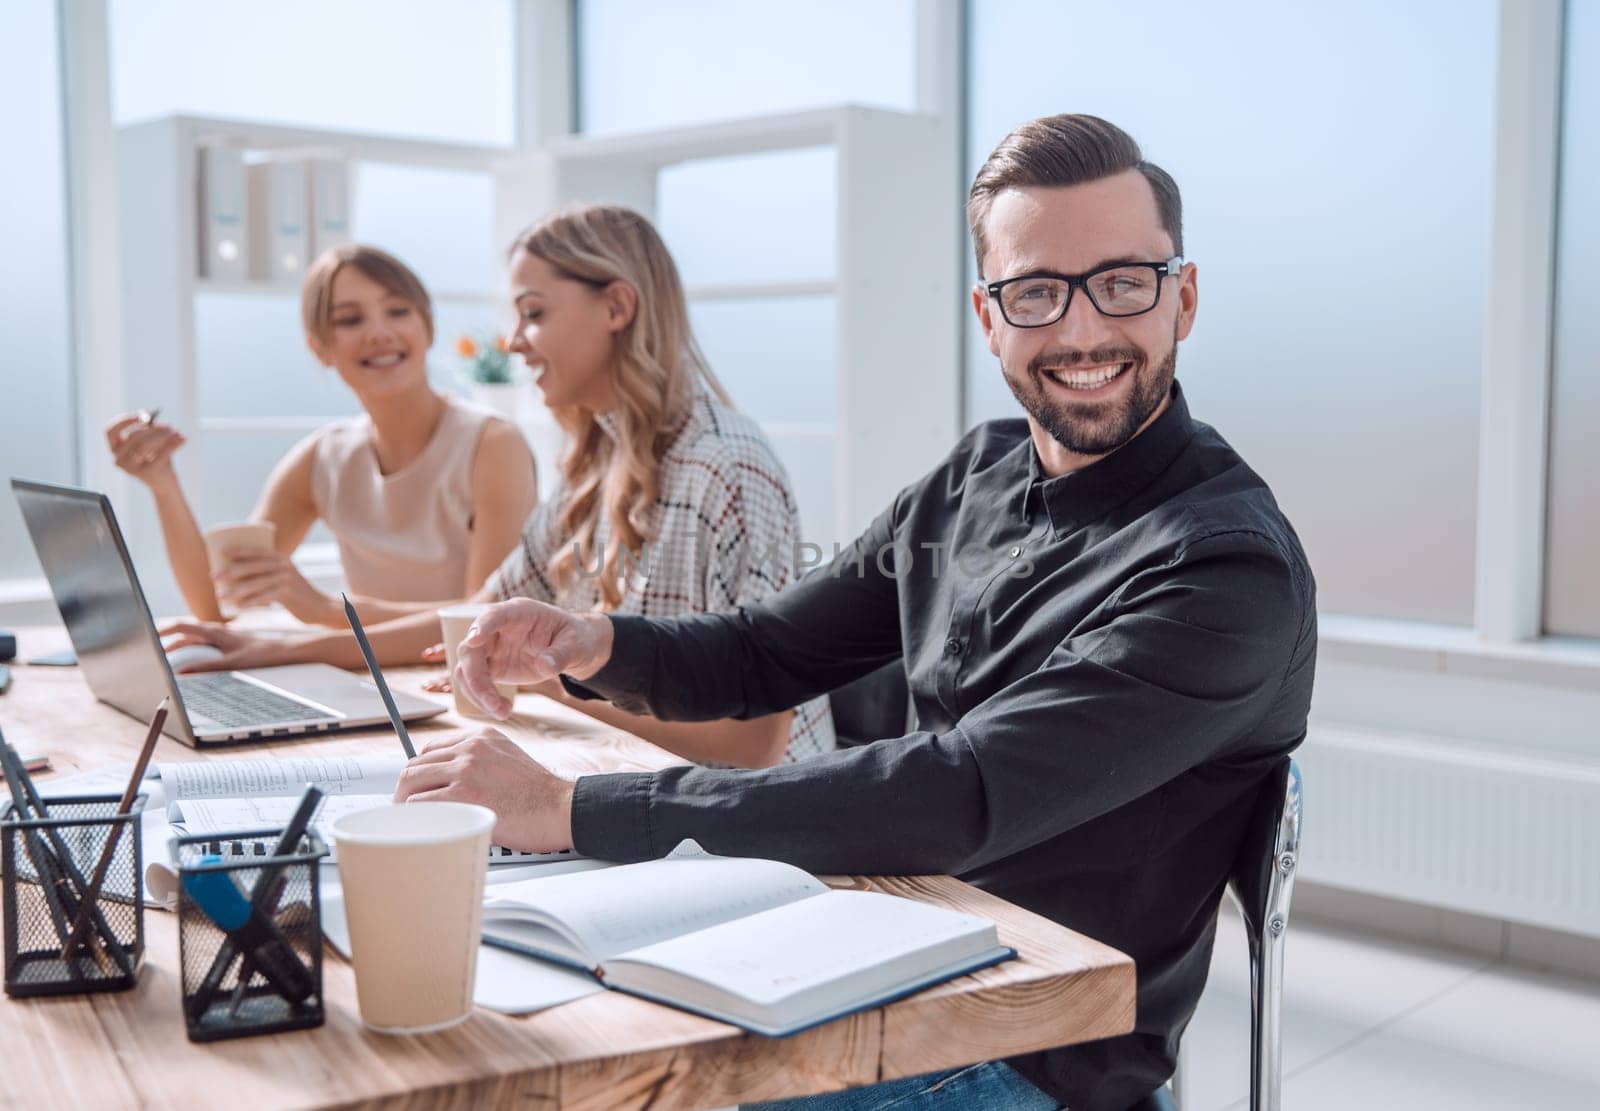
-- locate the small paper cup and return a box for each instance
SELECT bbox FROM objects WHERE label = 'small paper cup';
[203,521,276,617]
[331,802,495,1034]
[438,603,516,718]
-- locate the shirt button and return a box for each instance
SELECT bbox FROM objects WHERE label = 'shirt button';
[1008,546,1022,558]
[945,638,962,656]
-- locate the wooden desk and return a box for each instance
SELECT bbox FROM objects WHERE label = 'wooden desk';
[0,625,1135,1110]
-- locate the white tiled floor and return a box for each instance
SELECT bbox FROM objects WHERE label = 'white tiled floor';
[1178,910,1600,1110]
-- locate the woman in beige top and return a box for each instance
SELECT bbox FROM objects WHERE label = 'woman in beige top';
[105,245,538,625]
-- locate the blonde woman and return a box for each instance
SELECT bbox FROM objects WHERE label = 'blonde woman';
[107,245,538,625]
[165,205,836,768]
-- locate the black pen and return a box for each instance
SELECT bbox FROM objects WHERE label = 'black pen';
[0,742,72,934]
[0,741,81,977]
[342,593,417,759]
[226,873,288,1018]
[3,741,132,977]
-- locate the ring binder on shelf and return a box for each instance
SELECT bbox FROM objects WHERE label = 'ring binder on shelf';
[247,158,309,280]
[197,145,249,280]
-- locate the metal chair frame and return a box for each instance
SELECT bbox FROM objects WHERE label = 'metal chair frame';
[1169,759,1302,1111]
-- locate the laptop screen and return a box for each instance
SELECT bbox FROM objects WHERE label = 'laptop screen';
[11,479,191,741]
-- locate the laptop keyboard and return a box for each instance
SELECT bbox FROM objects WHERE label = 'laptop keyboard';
[177,673,339,730]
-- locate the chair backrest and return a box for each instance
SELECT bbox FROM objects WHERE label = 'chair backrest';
[1225,759,1302,1111]
[1227,760,1302,941]
[1123,760,1304,1111]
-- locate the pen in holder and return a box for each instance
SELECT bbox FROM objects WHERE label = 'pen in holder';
[175,828,328,1041]
[2,794,147,996]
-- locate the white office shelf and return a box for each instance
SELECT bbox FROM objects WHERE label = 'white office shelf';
[684,280,836,302]
[178,114,508,169]
[194,277,302,296]
[196,416,336,434]
[196,280,494,306]
[540,107,847,170]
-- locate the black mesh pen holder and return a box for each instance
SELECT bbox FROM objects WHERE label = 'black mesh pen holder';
[175,829,328,1042]
[1,794,147,997]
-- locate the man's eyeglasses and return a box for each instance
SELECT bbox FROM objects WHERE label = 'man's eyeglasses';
[985,257,1185,327]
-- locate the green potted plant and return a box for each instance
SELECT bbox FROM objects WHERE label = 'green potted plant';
[456,332,521,418]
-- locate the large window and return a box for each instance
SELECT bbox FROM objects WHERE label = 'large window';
[577,0,916,135]
[0,0,76,582]
[109,0,516,146]
[967,0,1497,626]
[1545,0,1600,638]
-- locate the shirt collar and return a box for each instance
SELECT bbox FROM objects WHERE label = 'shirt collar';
[1026,379,1197,537]
[592,386,708,445]
[593,409,622,441]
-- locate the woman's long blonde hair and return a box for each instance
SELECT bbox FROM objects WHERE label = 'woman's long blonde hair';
[512,204,731,610]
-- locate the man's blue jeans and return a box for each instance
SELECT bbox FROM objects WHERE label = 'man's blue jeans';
[743,1061,1060,1110]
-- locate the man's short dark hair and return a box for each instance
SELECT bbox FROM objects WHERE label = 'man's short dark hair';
[967,114,1184,276]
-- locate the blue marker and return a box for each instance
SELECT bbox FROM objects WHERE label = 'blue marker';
[182,861,314,1015]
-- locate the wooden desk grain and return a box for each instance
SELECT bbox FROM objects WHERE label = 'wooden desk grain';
[0,625,1135,1110]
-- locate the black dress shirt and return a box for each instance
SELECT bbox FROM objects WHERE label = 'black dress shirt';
[565,381,1317,1110]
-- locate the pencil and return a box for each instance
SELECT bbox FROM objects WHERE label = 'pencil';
[61,699,168,960]
[341,593,417,759]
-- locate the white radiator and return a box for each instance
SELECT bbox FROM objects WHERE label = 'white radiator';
[1296,725,1600,939]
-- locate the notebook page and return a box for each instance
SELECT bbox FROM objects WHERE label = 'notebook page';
[167,792,389,835]
[608,889,1000,1012]
[167,793,579,867]
[157,754,404,801]
[484,847,826,963]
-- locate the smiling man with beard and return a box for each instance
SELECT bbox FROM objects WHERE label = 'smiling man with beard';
[399,114,1319,1111]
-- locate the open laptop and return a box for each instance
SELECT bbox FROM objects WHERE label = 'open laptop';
[12,478,445,746]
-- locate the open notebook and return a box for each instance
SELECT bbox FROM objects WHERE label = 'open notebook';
[158,754,576,865]
[480,841,1015,1037]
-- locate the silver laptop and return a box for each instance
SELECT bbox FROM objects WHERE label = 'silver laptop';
[12,478,445,746]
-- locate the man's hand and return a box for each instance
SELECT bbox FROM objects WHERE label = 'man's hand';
[158,620,302,672]
[420,643,565,700]
[392,728,575,853]
[454,598,613,720]
[213,549,336,623]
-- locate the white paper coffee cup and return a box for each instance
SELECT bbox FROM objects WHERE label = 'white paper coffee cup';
[439,603,516,718]
[331,802,496,1034]
[203,521,277,617]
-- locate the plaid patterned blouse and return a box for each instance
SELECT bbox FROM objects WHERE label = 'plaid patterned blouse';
[486,391,836,761]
